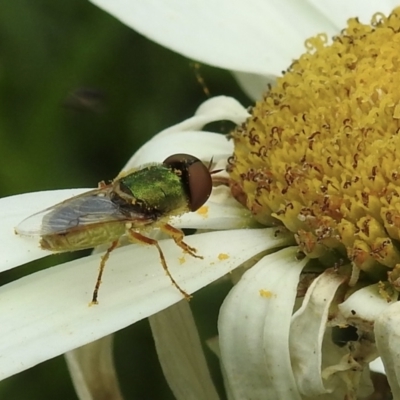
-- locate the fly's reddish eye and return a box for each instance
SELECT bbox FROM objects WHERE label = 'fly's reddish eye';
[163,153,212,211]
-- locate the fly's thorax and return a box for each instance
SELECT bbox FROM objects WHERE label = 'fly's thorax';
[112,165,190,218]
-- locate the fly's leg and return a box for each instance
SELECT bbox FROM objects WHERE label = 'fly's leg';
[160,223,203,259]
[127,229,191,300]
[90,240,119,306]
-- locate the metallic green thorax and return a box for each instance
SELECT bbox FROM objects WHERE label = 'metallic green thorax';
[119,165,188,214]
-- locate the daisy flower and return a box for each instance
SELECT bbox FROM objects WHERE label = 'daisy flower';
[2,1,400,399]
[87,1,400,398]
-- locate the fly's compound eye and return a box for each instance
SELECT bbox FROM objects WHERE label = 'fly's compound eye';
[163,153,212,211]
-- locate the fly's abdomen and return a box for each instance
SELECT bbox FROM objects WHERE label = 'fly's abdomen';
[40,222,126,252]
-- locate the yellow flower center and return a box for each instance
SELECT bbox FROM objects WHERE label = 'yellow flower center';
[229,8,400,284]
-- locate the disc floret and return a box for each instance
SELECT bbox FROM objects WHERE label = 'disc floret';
[229,8,400,283]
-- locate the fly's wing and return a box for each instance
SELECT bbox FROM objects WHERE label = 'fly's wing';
[16,190,131,236]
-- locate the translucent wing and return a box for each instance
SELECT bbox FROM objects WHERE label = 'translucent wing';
[16,189,130,236]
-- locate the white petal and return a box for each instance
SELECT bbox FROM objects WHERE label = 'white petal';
[89,0,390,76]
[369,357,386,374]
[173,186,257,230]
[232,71,276,101]
[218,247,307,399]
[0,227,287,380]
[125,131,233,168]
[125,96,248,167]
[65,336,123,400]
[338,283,397,326]
[149,301,219,400]
[308,0,398,27]
[193,96,249,124]
[375,301,400,398]
[0,189,91,272]
[289,269,346,396]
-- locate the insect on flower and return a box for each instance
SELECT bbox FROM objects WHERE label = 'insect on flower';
[15,154,213,305]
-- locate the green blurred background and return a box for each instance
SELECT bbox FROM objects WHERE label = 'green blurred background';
[0,1,250,398]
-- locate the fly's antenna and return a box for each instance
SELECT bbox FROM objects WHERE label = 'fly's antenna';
[207,156,214,171]
[206,156,223,175]
[210,168,224,175]
[205,156,227,185]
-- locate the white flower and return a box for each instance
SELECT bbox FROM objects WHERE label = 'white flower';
[3,1,400,399]
[85,1,400,399]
